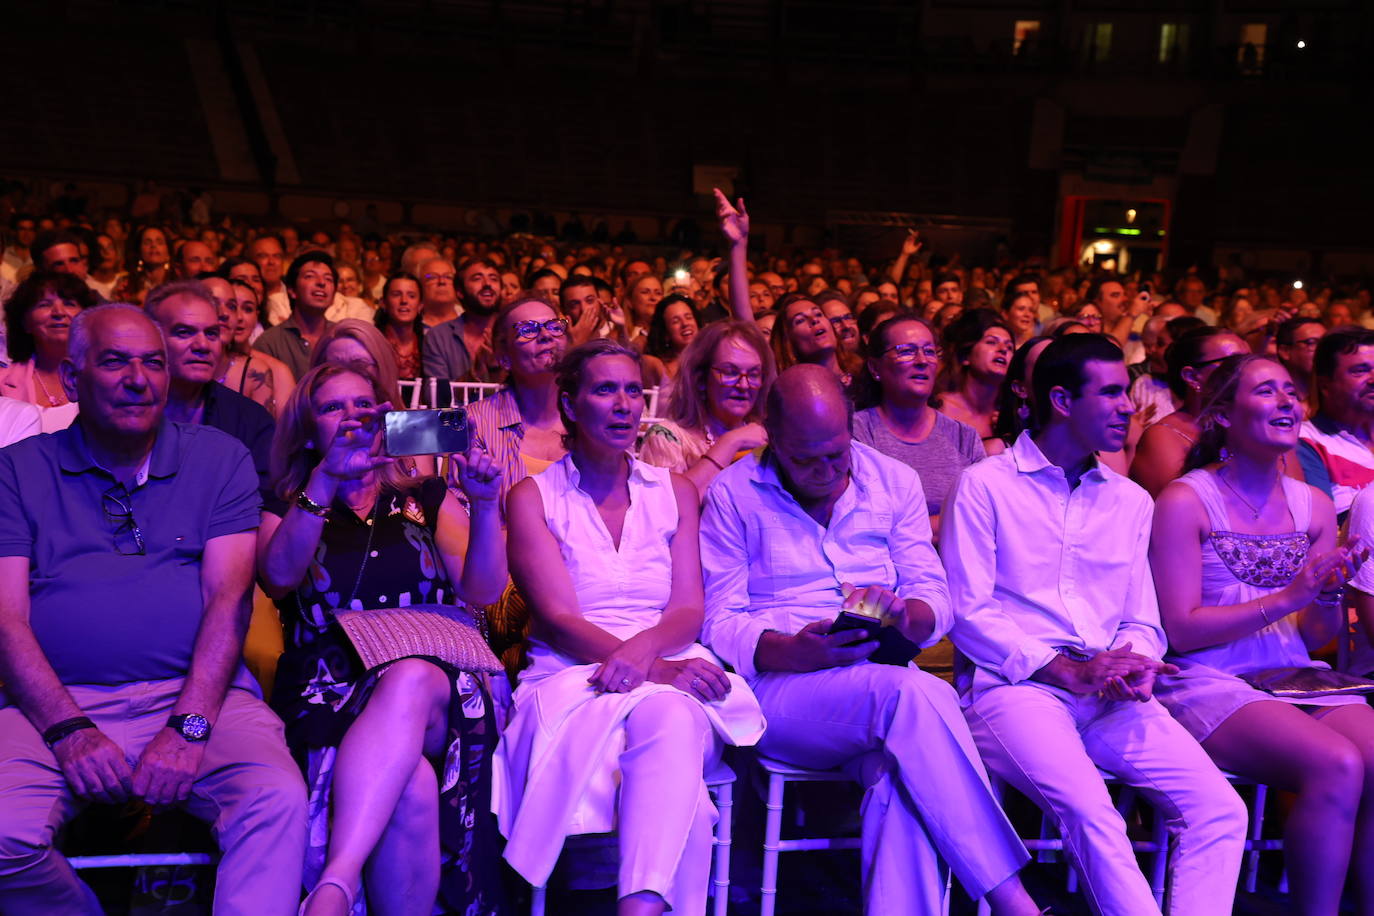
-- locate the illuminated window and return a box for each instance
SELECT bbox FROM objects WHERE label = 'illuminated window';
[1158,23,1190,63]
[1013,20,1041,54]
[1084,23,1113,64]
[1237,23,1266,73]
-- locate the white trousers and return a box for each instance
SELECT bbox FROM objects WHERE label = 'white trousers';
[618,692,719,914]
[965,683,1247,916]
[751,663,1029,916]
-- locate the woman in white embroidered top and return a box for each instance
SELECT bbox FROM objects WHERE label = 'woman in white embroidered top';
[639,320,775,501]
[494,339,765,916]
[1151,353,1374,916]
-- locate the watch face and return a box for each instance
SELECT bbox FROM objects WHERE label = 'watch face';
[180,715,211,740]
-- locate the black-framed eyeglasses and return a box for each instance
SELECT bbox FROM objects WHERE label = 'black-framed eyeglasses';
[102,484,146,556]
[883,343,939,363]
[422,272,455,283]
[711,364,764,387]
[511,318,569,342]
[829,315,856,328]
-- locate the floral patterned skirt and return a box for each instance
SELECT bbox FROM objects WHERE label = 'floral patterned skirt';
[279,656,511,915]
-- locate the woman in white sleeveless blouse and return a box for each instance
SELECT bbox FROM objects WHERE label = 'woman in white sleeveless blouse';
[1151,354,1374,916]
[493,340,764,916]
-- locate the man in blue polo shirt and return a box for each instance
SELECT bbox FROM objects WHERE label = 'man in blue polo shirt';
[0,304,305,916]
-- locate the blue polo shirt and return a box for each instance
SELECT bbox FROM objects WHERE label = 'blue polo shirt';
[0,418,261,686]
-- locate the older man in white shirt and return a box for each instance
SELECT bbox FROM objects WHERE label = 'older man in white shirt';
[942,334,1246,916]
[701,365,1042,916]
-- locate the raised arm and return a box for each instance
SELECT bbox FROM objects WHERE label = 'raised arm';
[714,188,754,324]
[258,407,394,597]
[889,229,922,286]
[437,448,508,606]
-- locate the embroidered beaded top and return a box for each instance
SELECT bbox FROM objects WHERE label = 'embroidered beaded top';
[1209,530,1310,590]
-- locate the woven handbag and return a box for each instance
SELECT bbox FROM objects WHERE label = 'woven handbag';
[333,603,503,674]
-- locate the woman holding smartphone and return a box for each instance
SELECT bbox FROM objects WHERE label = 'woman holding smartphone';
[259,362,509,916]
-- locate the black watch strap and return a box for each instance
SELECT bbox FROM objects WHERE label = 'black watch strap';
[43,716,96,748]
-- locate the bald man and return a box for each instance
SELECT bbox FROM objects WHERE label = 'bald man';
[699,365,1040,915]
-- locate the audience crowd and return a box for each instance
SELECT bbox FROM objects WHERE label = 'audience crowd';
[3,182,1374,916]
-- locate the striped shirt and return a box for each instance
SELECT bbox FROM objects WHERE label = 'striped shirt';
[464,387,561,515]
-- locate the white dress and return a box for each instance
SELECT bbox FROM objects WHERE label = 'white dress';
[491,455,765,886]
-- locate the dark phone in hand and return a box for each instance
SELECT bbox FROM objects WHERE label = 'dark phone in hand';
[831,611,921,666]
[384,408,470,457]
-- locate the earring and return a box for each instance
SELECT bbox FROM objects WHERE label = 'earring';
[305,440,315,450]
[1219,446,1232,462]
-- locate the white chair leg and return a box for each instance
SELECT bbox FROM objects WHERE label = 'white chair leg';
[1148,806,1169,907]
[712,781,733,916]
[530,884,545,916]
[1245,783,1266,894]
[760,770,785,916]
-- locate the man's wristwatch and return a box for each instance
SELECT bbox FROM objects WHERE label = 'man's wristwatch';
[167,714,212,742]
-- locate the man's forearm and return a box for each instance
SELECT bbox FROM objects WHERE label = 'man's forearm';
[172,593,252,722]
[0,620,86,732]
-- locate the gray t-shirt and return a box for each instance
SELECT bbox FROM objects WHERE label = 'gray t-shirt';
[852,407,984,519]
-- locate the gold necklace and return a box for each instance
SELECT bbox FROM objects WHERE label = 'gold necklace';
[1216,466,1274,521]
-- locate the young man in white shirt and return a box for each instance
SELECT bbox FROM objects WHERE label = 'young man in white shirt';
[700,365,1043,916]
[942,333,1246,916]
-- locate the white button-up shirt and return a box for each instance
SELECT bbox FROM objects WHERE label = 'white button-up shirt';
[940,432,1165,697]
[700,441,951,680]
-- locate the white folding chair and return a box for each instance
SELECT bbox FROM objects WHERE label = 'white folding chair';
[756,753,953,916]
[530,762,736,916]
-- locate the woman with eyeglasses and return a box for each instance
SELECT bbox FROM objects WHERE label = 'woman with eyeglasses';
[640,321,775,500]
[463,295,573,514]
[1131,326,1250,498]
[854,312,985,542]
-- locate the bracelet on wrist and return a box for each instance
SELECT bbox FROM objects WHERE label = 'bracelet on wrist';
[1257,597,1272,627]
[1314,589,1345,607]
[296,490,331,518]
[43,716,96,749]
[702,453,726,471]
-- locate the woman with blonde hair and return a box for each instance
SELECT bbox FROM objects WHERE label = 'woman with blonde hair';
[311,318,405,405]
[260,362,509,916]
[640,320,774,498]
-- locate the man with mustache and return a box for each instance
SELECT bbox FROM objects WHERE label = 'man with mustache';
[422,257,502,382]
[942,334,1246,915]
[145,281,277,507]
[0,303,305,915]
[253,251,338,382]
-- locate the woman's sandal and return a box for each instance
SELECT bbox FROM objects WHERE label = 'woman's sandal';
[298,875,356,916]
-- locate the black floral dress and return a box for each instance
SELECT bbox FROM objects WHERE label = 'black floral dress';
[271,477,509,915]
